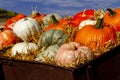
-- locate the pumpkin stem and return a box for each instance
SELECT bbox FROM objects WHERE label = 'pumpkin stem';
[95,18,103,29]
[82,9,86,17]
[36,12,41,16]
[51,15,58,25]
[0,24,4,31]
[24,17,28,21]
[70,42,77,50]
[107,8,116,17]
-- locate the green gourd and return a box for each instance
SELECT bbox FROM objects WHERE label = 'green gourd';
[42,13,62,27]
[35,45,59,63]
[38,29,67,48]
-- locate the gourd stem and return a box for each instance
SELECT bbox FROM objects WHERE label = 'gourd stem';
[107,8,116,17]
[51,15,58,25]
[95,18,103,29]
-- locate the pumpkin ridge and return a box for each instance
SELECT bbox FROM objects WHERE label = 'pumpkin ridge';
[30,18,41,36]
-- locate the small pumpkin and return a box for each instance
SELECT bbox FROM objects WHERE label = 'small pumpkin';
[103,8,120,31]
[0,30,19,50]
[35,45,59,63]
[74,18,117,56]
[11,42,39,60]
[4,14,26,30]
[55,42,92,67]
[29,10,46,23]
[42,13,62,27]
[13,17,41,42]
[38,29,67,48]
[72,9,95,27]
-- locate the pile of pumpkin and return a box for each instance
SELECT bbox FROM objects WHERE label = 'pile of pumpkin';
[0,8,120,68]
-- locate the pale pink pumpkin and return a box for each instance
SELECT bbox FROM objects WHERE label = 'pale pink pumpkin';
[55,42,92,67]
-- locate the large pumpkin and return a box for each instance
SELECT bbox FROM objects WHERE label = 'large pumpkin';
[38,29,67,48]
[55,42,92,67]
[13,17,41,42]
[74,18,117,56]
[103,8,120,44]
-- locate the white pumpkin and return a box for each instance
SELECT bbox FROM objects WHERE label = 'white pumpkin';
[11,42,39,56]
[13,17,41,42]
[79,20,96,29]
[42,13,62,27]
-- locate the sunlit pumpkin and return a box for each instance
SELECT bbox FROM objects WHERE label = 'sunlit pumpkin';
[74,18,117,56]
[55,42,92,67]
[0,30,19,50]
[103,8,120,31]
[4,14,26,30]
[13,17,41,42]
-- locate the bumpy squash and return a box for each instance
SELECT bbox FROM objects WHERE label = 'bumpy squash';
[38,29,67,48]
[35,45,59,63]
[11,42,39,60]
[55,42,92,67]
[11,42,39,56]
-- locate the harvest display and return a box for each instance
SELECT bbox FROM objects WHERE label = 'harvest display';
[0,8,120,68]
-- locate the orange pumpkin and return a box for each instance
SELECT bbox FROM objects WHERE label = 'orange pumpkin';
[43,15,76,31]
[72,9,95,27]
[30,11,46,22]
[4,14,26,30]
[0,30,19,50]
[14,14,27,21]
[103,8,120,31]
[74,18,117,54]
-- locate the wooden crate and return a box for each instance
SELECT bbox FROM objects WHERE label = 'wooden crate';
[0,45,120,80]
